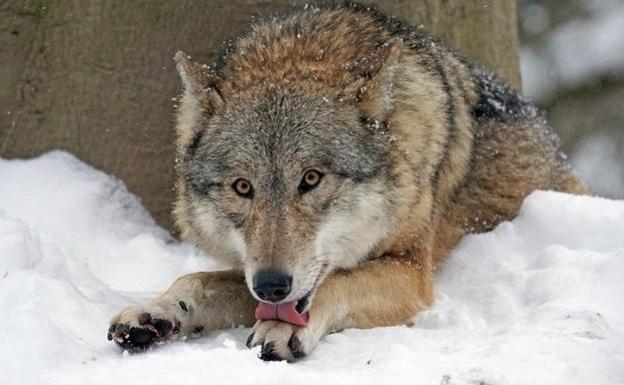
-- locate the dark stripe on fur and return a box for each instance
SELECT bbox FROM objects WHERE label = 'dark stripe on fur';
[450,54,473,109]
[470,67,528,121]
[187,130,204,156]
[431,55,456,186]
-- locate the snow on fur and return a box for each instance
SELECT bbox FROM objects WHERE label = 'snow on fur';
[0,151,622,385]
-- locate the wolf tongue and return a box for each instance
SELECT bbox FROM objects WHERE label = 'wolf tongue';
[255,301,310,326]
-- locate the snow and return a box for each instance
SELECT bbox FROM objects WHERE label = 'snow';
[1,151,623,385]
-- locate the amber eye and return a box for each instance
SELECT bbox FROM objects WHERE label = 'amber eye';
[232,178,253,198]
[298,170,324,194]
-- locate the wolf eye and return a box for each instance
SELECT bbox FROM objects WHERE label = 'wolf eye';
[298,170,323,194]
[232,178,253,198]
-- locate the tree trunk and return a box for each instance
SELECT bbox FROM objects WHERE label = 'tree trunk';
[0,0,520,228]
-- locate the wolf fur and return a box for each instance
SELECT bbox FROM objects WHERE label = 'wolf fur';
[108,2,588,361]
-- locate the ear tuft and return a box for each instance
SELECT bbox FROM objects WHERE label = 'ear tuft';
[173,51,223,107]
[173,51,196,92]
[173,51,223,151]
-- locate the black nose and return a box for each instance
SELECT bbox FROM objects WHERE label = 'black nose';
[252,269,292,302]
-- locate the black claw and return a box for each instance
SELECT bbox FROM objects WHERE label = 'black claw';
[288,335,306,359]
[173,320,181,334]
[178,301,188,312]
[153,319,173,336]
[107,323,118,341]
[114,323,129,336]
[260,342,284,361]
[138,313,152,325]
[192,325,204,334]
[246,333,255,348]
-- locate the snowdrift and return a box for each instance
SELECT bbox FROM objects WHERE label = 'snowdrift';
[0,151,622,385]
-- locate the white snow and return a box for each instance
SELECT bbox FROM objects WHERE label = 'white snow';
[1,151,623,385]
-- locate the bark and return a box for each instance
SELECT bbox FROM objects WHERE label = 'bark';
[0,0,520,227]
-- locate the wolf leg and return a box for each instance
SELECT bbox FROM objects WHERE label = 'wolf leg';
[248,258,433,361]
[108,270,256,351]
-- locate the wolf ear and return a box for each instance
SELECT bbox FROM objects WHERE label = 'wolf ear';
[173,51,223,148]
[174,51,223,110]
[343,38,403,121]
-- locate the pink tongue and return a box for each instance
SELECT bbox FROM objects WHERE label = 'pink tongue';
[255,301,310,326]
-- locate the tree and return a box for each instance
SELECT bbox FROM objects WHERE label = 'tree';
[0,0,520,227]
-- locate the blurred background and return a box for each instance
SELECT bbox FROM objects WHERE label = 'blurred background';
[518,0,624,198]
[1,0,622,227]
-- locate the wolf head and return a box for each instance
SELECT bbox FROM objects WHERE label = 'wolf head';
[172,40,404,308]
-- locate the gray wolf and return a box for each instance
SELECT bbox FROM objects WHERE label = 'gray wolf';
[107,2,587,361]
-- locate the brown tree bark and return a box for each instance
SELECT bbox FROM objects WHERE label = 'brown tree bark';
[0,0,520,228]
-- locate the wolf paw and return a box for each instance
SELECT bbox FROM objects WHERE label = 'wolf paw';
[246,320,321,361]
[108,303,183,352]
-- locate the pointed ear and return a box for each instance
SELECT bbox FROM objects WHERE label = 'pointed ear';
[173,51,223,149]
[343,38,403,121]
[174,51,223,110]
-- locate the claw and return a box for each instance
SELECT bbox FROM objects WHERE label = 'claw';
[259,342,283,361]
[246,332,256,348]
[288,335,306,359]
[107,323,119,341]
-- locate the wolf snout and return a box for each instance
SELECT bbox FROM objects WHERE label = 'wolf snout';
[252,269,292,302]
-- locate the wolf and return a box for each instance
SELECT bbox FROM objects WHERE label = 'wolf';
[107,2,588,361]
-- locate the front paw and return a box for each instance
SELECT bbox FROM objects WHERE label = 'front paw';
[108,303,183,352]
[246,320,322,362]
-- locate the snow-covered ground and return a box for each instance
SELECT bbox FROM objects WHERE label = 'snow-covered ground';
[1,151,623,385]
